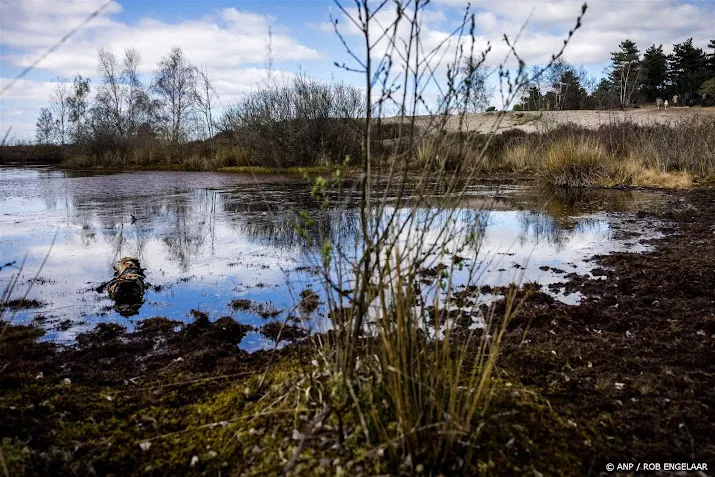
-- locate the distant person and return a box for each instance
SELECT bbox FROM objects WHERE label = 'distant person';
[664,99,669,110]
[673,94,678,107]
[656,98,664,110]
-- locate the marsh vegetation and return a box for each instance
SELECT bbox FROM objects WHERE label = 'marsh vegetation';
[2,1,715,475]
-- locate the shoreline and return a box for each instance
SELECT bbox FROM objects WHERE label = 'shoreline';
[2,186,713,475]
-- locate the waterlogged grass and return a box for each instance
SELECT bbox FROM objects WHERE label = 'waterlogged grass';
[217,165,341,175]
[499,136,694,189]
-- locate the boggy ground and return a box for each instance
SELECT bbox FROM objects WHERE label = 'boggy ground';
[1,188,713,476]
[497,185,715,473]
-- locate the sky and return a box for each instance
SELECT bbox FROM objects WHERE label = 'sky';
[1,0,714,141]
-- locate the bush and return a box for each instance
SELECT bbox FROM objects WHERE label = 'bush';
[224,75,366,168]
[699,77,715,98]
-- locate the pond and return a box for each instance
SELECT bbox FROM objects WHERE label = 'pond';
[0,166,666,350]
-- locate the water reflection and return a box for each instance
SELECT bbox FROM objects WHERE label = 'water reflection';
[0,167,665,347]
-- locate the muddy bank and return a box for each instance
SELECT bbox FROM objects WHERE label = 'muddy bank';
[0,312,310,476]
[1,187,713,475]
[499,186,715,471]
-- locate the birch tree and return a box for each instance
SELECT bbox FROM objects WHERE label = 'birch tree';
[51,79,70,145]
[609,39,642,108]
[152,47,197,143]
[67,75,91,142]
[194,67,217,145]
[36,108,55,144]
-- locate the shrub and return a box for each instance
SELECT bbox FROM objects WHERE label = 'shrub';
[224,75,365,168]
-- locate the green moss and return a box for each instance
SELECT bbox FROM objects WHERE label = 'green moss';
[1,317,613,476]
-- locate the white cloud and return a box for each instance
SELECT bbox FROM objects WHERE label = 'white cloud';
[0,78,57,102]
[435,0,715,66]
[1,1,321,77]
[0,0,324,139]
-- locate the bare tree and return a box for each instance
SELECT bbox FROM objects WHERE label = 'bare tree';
[575,65,596,94]
[152,47,197,143]
[50,79,70,145]
[67,75,91,142]
[459,56,493,113]
[96,48,125,136]
[123,48,150,136]
[194,67,218,146]
[35,107,55,144]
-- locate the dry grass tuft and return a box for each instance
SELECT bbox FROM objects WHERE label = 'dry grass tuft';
[501,141,535,172]
[539,137,611,187]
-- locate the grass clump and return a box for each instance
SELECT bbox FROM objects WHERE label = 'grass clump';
[486,130,695,189]
[536,137,694,189]
[540,137,612,187]
[501,141,533,172]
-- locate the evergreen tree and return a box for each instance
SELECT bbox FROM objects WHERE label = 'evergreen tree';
[667,38,708,97]
[592,78,617,109]
[641,44,668,101]
[553,69,585,110]
[706,40,715,77]
[608,39,642,107]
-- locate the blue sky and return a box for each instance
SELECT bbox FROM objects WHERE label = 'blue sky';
[1,0,714,140]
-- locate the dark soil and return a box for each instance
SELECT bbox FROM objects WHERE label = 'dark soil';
[0,298,45,310]
[498,186,715,472]
[1,186,713,476]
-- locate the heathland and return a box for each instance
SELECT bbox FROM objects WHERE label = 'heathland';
[2,2,714,476]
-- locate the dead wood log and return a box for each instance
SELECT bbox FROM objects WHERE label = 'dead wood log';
[99,257,146,316]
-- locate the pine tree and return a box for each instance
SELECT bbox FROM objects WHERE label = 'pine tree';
[608,39,642,107]
[641,44,668,101]
[706,40,715,77]
[667,38,708,98]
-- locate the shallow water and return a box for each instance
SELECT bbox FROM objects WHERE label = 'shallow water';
[0,166,666,350]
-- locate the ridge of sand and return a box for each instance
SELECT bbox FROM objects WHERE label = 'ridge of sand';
[395,107,715,134]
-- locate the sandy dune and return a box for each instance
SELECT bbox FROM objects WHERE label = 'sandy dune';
[401,106,715,134]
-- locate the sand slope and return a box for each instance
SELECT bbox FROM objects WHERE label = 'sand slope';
[399,106,715,134]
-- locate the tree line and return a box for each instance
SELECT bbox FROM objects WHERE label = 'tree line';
[33,45,368,169]
[35,47,217,147]
[516,37,715,111]
[34,37,715,146]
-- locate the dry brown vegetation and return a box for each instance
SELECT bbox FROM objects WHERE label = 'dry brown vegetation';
[406,117,714,188]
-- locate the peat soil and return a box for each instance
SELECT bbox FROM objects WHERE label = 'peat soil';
[0,187,713,476]
[499,185,714,473]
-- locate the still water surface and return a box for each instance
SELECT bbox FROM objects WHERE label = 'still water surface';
[0,166,665,350]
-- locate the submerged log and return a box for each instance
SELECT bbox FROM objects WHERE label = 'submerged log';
[101,257,146,316]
